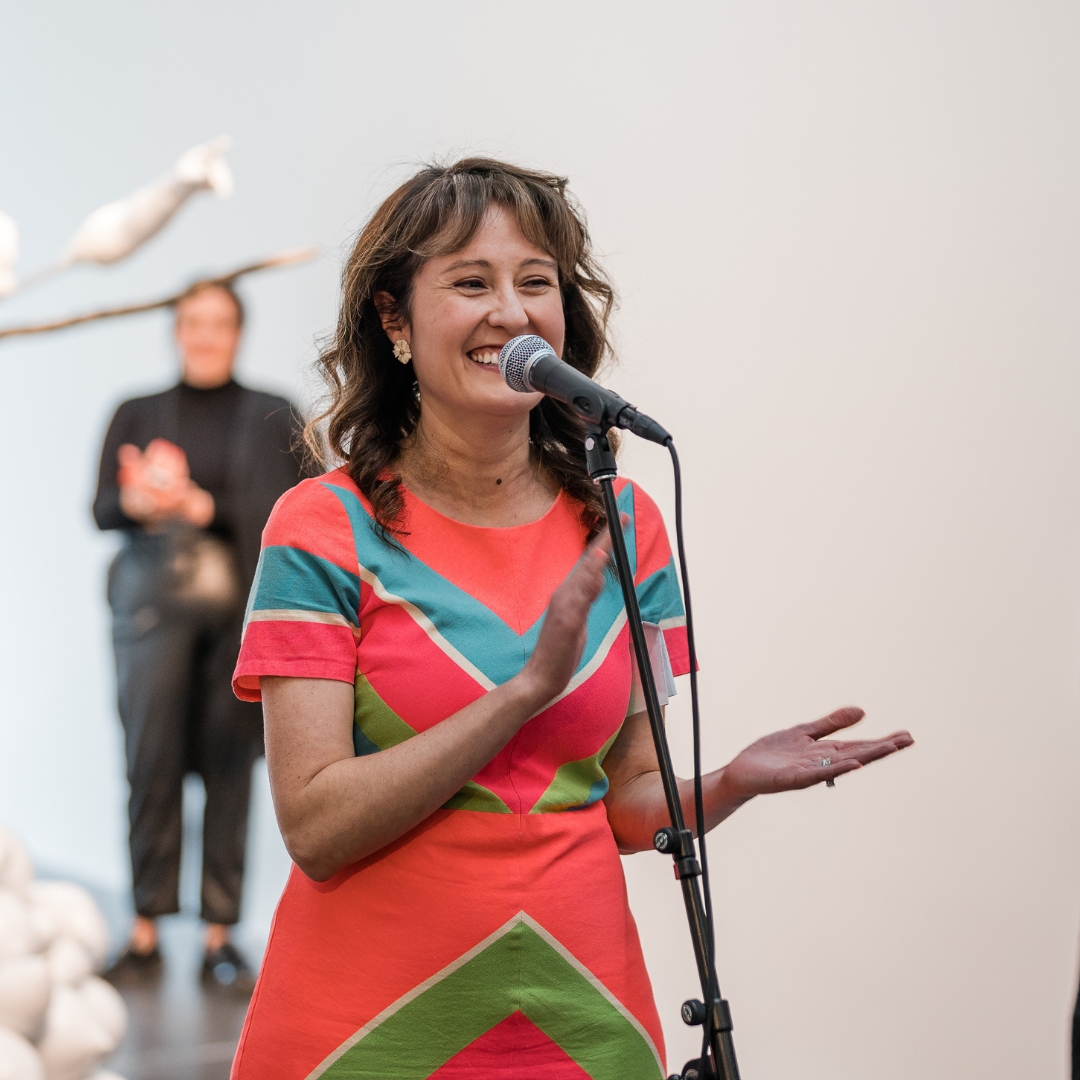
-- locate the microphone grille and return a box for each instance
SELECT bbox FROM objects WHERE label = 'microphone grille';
[499,335,555,392]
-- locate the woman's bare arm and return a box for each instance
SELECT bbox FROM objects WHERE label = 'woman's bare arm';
[604,706,914,854]
[263,675,544,879]
[263,535,615,881]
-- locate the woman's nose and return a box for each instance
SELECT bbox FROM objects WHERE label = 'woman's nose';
[487,284,529,333]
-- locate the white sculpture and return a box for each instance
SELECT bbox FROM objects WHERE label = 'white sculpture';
[0,213,17,299]
[0,956,49,1039]
[0,831,33,897]
[0,833,127,1080]
[59,136,233,268]
[25,889,106,970]
[36,981,126,1080]
[43,944,89,991]
[0,1026,44,1080]
[0,897,33,964]
[0,135,315,341]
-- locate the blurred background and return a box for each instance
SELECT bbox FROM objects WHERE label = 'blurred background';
[1,1,1079,1076]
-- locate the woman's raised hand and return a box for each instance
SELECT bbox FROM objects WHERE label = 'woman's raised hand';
[720,706,914,798]
[519,527,617,707]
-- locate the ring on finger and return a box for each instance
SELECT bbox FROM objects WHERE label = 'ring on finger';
[821,756,836,788]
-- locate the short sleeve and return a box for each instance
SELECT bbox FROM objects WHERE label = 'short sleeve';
[625,481,690,678]
[232,475,362,702]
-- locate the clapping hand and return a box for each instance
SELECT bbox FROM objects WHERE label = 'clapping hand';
[117,439,214,528]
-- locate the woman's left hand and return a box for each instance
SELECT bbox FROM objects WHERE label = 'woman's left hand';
[605,705,914,852]
[721,706,913,799]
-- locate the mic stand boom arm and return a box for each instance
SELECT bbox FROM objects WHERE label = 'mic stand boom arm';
[584,428,740,1080]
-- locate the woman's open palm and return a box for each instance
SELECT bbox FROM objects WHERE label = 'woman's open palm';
[723,707,914,797]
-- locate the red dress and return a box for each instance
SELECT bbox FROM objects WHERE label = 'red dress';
[232,470,689,1079]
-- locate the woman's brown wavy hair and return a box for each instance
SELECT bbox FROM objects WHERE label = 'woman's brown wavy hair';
[308,157,617,540]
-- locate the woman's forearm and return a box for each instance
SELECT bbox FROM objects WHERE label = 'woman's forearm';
[605,767,754,854]
[264,675,546,881]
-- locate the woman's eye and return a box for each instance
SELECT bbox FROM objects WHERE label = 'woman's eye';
[454,278,486,291]
[522,277,554,290]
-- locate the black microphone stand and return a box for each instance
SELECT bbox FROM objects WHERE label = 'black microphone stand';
[584,428,741,1080]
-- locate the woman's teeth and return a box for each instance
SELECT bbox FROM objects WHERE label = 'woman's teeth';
[470,350,500,366]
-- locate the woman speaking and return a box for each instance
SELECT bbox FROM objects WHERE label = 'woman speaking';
[230,158,912,1079]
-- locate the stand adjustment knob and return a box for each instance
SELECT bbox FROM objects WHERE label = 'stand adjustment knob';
[681,998,707,1026]
[678,1058,710,1080]
[654,826,695,858]
[653,827,678,853]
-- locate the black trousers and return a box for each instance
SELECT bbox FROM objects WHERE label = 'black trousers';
[109,535,262,925]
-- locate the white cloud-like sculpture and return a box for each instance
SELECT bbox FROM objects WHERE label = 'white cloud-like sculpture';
[59,136,233,267]
[0,1026,44,1080]
[0,829,129,1080]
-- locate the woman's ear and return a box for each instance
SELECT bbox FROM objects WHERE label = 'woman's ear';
[373,291,407,342]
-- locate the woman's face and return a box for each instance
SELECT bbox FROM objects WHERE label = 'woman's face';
[381,205,565,425]
[175,286,242,388]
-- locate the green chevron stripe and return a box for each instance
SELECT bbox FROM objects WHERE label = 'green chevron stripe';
[317,915,661,1079]
[529,725,623,814]
[353,675,510,814]
[442,781,511,812]
[353,674,416,752]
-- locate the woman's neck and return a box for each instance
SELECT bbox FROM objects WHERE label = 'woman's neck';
[396,407,557,528]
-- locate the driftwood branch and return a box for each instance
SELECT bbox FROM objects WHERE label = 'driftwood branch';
[0,246,317,341]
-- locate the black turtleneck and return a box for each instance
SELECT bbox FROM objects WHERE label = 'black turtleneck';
[173,379,244,537]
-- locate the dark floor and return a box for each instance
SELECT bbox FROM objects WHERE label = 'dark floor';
[105,916,253,1080]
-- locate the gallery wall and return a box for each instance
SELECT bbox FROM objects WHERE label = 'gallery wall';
[2,2,1078,1074]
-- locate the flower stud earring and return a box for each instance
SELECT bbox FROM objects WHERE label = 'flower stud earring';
[393,339,412,365]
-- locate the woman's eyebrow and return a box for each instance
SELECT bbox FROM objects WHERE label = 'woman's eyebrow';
[441,257,558,273]
[443,258,491,272]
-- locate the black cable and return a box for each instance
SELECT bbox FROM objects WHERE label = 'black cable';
[667,438,719,1073]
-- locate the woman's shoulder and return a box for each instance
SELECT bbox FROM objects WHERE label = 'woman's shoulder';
[261,468,362,567]
[610,476,675,578]
[612,476,664,528]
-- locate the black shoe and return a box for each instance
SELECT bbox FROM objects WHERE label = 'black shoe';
[201,942,257,995]
[103,945,162,986]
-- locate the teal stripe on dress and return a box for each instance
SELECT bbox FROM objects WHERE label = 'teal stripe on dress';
[247,545,361,623]
[326,483,636,688]
[637,560,684,626]
[620,480,683,626]
[617,482,637,570]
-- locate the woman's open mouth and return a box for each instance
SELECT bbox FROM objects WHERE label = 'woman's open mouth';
[468,348,502,368]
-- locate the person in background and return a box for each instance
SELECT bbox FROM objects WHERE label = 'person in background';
[93,280,308,992]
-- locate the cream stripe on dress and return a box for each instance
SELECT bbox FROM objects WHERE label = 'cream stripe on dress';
[247,609,360,637]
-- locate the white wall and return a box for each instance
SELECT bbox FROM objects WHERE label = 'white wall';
[2,2,1078,1075]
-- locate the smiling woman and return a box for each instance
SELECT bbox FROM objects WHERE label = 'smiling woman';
[228,158,912,1080]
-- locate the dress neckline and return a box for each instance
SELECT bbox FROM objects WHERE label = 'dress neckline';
[399,481,566,534]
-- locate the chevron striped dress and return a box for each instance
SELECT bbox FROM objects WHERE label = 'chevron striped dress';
[231,469,689,1080]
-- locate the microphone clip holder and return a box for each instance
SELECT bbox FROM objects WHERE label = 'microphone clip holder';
[583,426,741,1080]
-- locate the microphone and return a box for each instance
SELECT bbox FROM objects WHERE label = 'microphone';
[498,335,671,445]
